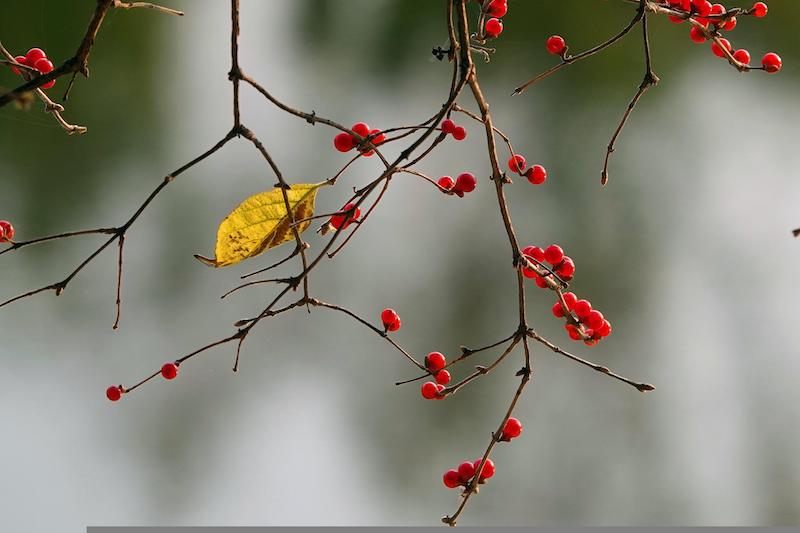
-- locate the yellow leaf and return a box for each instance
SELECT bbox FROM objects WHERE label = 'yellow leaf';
[195,182,325,268]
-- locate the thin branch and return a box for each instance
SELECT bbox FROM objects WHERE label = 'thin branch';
[112,235,125,329]
[112,0,184,16]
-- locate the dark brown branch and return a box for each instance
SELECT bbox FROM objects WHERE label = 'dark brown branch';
[112,235,125,329]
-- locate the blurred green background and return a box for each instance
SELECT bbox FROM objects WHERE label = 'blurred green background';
[2,0,799,529]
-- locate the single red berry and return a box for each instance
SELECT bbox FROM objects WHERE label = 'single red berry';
[534,275,549,289]
[711,38,732,58]
[454,172,477,193]
[502,417,523,439]
[709,3,725,17]
[452,126,467,140]
[441,118,456,134]
[161,362,179,380]
[733,49,751,64]
[522,245,545,262]
[680,0,691,10]
[351,122,370,138]
[334,132,355,152]
[525,164,547,185]
[368,128,385,145]
[555,257,575,279]
[458,461,476,482]
[566,324,582,341]
[473,458,495,480]
[508,154,526,174]
[0,220,15,243]
[552,301,565,318]
[761,52,782,73]
[435,370,451,386]
[381,308,400,330]
[330,203,360,230]
[25,47,46,66]
[586,309,605,330]
[484,18,503,38]
[438,175,455,190]
[11,55,27,75]
[426,351,447,372]
[574,299,592,319]
[546,35,566,55]
[689,26,707,43]
[752,2,767,17]
[723,16,737,30]
[544,244,564,265]
[443,469,462,488]
[106,385,122,402]
[434,383,446,400]
[34,57,53,74]
[487,0,507,18]
[695,0,712,16]
[421,381,439,400]
[562,292,578,309]
[41,79,56,90]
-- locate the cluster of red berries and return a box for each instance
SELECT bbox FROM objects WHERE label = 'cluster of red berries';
[106,362,179,402]
[381,308,401,332]
[483,0,508,39]
[420,352,451,400]
[553,292,613,347]
[333,122,386,156]
[546,35,568,57]
[508,154,547,185]
[437,173,477,198]
[0,220,14,243]
[668,0,781,72]
[521,244,574,284]
[443,458,496,489]
[329,203,361,231]
[440,118,467,141]
[8,47,56,89]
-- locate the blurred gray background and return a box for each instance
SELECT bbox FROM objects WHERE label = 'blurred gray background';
[1,0,799,529]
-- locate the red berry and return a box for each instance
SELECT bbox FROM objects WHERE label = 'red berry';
[458,461,476,482]
[546,35,566,55]
[34,57,53,74]
[441,119,456,134]
[426,351,447,372]
[709,3,725,17]
[453,172,477,194]
[689,26,707,43]
[10,55,27,75]
[330,203,360,230]
[368,128,385,145]
[334,132,355,152]
[443,469,462,488]
[534,275,549,289]
[161,362,179,380]
[106,385,122,402]
[502,417,523,439]
[586,309,605,330]
[484,18,503,38]
[723,17,737,30]
[381,308,400,331]
[695,0,712,16]
[508,154,526,174]
[351,122,370,138]
[25,48,46,66]
[438,175,455,190]
[711,38,731,58]
[421,381,439,400]
[552,301,565,318]
[522,245,545,262]
[733,49,751,64]
[452,126,467,140]
[487,0,507,18]
[752,2,767,17]
[562,292,578,309]
[566,324,582,341]
[0,220,15,243]
[435,369,451,385]
[555,257,575,279]
[761,52,782,73]
[596,319,612,338]
[544,244,564,265]
[573,299,592,319]
[473,458,495,479]
[525,164,547,185]
[434,383,446,400]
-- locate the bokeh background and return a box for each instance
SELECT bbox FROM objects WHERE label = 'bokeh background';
[2,0,799,529]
